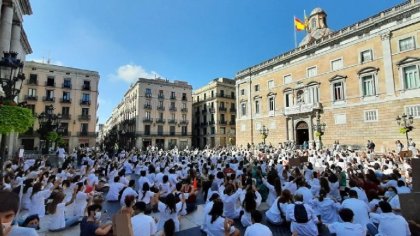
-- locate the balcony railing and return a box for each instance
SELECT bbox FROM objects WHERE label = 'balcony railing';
[179,120,189,125]
[284,102,322,115]
[216,93,235,99]
[219,120,227,125]
[219,107,227,112]
[77,132,97,137]
[156,119,166,124]
[143,117,153,123]
[181,108,188,112]
[62,83,72,89]
[202,109,207,114]
[169,107,177,112]
[135,131,192,137]
[25,95,37,101]
[82,85,91,90]
[168,119,177,124]
[45,81,55,87]
[170,96,176,100]
[80,100,91,105]
[158,94,165,99]
[43,96,55,102]
[60,98,72,103]
[208,120,215,125]
[61,114,71,120]
[78,115,91,121]
[144,104,152,109]
[209,108,216,113]
[28,79,38,85]
[145,93,152,98]
[229,120,236,125]
[230,107,236,112]
[60,131,70,137]
[157,106,165,111]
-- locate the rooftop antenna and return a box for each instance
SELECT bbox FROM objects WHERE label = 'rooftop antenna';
[47,51,51,64]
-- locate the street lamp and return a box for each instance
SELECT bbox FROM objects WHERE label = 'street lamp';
[37,105,62,154]
[396,113,414,150]
[312,113,326,150]
[259,125,269,145]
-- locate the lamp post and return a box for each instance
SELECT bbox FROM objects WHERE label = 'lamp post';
[37,105,62,154]
[259,125,269,145]
[396,113,414,150]
[312,113,326,150]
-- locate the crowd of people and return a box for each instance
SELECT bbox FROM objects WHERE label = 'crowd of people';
[0,140,419,236]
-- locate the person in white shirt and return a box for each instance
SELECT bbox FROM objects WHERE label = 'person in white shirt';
[206,200,240,236]
[244,210,273,236]
[265,189,292,225]
[106,176,125,201]
[311,189,340,224]
[286,194,319,236]
[368,201,411,236]
[397,180,411,194]
[29,181,57,217]
[74,182,92,218]
[56,146,66,167]
[327,208,366,236]
[153,192,186,232]
[47,190,79,231]
[340,190,370,229]
[221,182,243,219]
[131,202,157,236]
[120,180,138,206]
[295,178,313,204]
[201,193,220,233]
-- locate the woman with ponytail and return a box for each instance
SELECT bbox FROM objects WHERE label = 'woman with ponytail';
[311,189,340,224]
[206,200,240,236]
[47,190,78,231]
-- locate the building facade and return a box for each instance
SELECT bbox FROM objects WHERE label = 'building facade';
[235,0,420,152]
[19,61,100,151]
[104,78,193,151]
[192,78,236,148]
[0,0,32,157]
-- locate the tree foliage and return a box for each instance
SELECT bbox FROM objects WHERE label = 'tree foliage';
[0,105,35,134]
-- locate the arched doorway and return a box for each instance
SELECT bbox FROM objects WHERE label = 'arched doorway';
[296,121,309,146]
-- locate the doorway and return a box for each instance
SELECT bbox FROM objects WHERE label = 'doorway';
[295,121,309,146]
[142,140,152,151]
[156,139,165,150]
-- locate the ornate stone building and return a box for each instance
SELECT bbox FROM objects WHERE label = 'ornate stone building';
[192,78,236,148]
[235,1,420,151]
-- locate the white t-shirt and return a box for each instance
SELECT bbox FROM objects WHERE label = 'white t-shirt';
[137,190,155,204]
[369,212,411,236]
[131,213,157,236]
[120,187,138,206]
[49,203,66,230]
[244,223,273,236]
[106,182,125,201]
[206,216,235,236]
[341,198,370,227]
[328,222,366,236]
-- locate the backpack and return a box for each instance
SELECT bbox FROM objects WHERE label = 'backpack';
[294,204,309,223]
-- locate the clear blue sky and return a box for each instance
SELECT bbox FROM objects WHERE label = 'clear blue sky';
[24,0,403,124]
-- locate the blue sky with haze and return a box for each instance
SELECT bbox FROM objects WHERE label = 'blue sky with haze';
[24,0,402,124]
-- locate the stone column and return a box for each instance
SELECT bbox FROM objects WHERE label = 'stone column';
[0,1,14,53]
[0,0,3,20]
[381,31,396,96]
[10,20,21,52]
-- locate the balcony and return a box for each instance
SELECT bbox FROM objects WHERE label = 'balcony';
[62,83,72,89]
[43,96,55,102]
[169,107,177,112]
[229,120,236,125]
[60,131,70,137]
[181,108,188,112]
[78,114,91,121]
[25,95,37,101]
[27,79,38,85]
[201,109,207,114]
[208,120,215,125]
[219,107,227,112]
[170,96,176,100]
[144,104,152,109]
[219,120,227,125]
[284,102,322,116]
[158,94,165,99]
[157,106,165,111]
[209,108,216,113]
[201,122,207,127]
[143,117,153,123]
[156,118,166,124]
[168,119,177,124]
[145,93,152,98]
[230,107,236,112]
[61,114,71,120]
[135,131,192,137]
[80,100,91,106]
[179,120,189,125]
[60,98,72,103]
[45,81,55,87]
[216,93,235,99]
[77,132,97,137]
[82,85,91,90]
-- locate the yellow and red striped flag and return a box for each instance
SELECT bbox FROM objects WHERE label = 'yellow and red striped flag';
[294,17,306,31]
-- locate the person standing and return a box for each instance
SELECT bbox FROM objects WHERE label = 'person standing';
[56,145,66,167]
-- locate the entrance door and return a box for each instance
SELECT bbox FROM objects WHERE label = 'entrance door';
[296,121,309,146]
[156,139,165,150]
[142,140,152,151]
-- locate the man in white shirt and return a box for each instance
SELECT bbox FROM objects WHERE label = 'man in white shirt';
[131,202,157,236]
[328,208,366,236]
[56,146,66,167]
[295,178,313,204]
[286,194,319,236]
[368,201,411,236]
[106,176,125,201]
[397,180,411,194]
[244,210,273,236]
[341,190,370,228]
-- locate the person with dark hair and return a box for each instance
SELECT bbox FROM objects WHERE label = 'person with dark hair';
[105,176,125,202]
[341,190,369,230]
[202,193,220,233]
[384,186,401,211]
[153,192,186,232]
[46,190,79,231]
[265,189,292,225]
[327,208,366,235]
[285,194,319,236]
[131,202,157,236]
[80,204,112,236]
[206,201,240,236]
[244,210,272,236]
[368,201,410,236]
[20,214,40,230]
[162,219,175,236]
[240,187,260,227]
[137,182,156,214]
[311,189,340,224]
[221,182,243,219]
[0,190,37,236]
[119,179,138,206]
[295,178,313,204]
[262,176,281,206]
[29,180,59,218]
[397,180,411,194]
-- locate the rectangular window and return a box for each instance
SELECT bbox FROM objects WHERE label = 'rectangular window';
[307,67,317,78]
[331,58,343,71]
[159,100,163,107]
[362,75,375,96]
[211,91,214,97]
[364,110,378,122]
[170,126,176,135]
[82,108,89,115]
[46,90,54,99]
[360,50,373,63]
[145,88,152,95]
[241,89,245,95]
[182,126,187,135]
[171,91,176,99]
[254,85,259,92]
[182,93,187,101]
[29,74,37,84]
[241,103,247,116]
[145,111,151,119]
[157,125,163,135]
[220,90,224,97]
[63,78,72,88]
[403,65,420,89]
[182,114,187,121]
[220,127,226,135]
[159,112,164,120]
[82,93,90,102]
[284,75,292,84]
[255,101,260,114]
[62,107,70,115]
[268,80,274,89]
[144,125,151,135]
[28,88,36,96]
[333,82,345,101]
[399,37,415,51]
[269,97,275,111]
[405,104,420,118]
[285,93,292,107]
[47,76,55,86]
[81,123,88,133]
[83,80,90,90]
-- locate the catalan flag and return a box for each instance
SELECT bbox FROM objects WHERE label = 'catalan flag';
[294,17,306,31]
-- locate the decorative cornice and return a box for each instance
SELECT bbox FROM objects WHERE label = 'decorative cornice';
[380,31,392,41]
[328,75,347,82]
[397,56,420,66]
[357,67,380,75]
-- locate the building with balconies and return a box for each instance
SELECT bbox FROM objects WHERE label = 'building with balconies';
[19,61,100,151]
[235,1,420,150]
[104,78,192,150]
[192,77,236,148]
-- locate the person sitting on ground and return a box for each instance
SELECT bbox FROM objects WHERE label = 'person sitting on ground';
[285,194,319,236]
[161,219,175,236]
[244,210,273,236]
[327,208,366,236]
[20,214,40,230]
[206,200,240,236]
[0,190,37,236]
[368,201,411,236]
[46,190,79,232]
[131,201,157,236]
[80,204,112,236]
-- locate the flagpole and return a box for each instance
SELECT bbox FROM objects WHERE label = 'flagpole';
[294,16,297,48]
